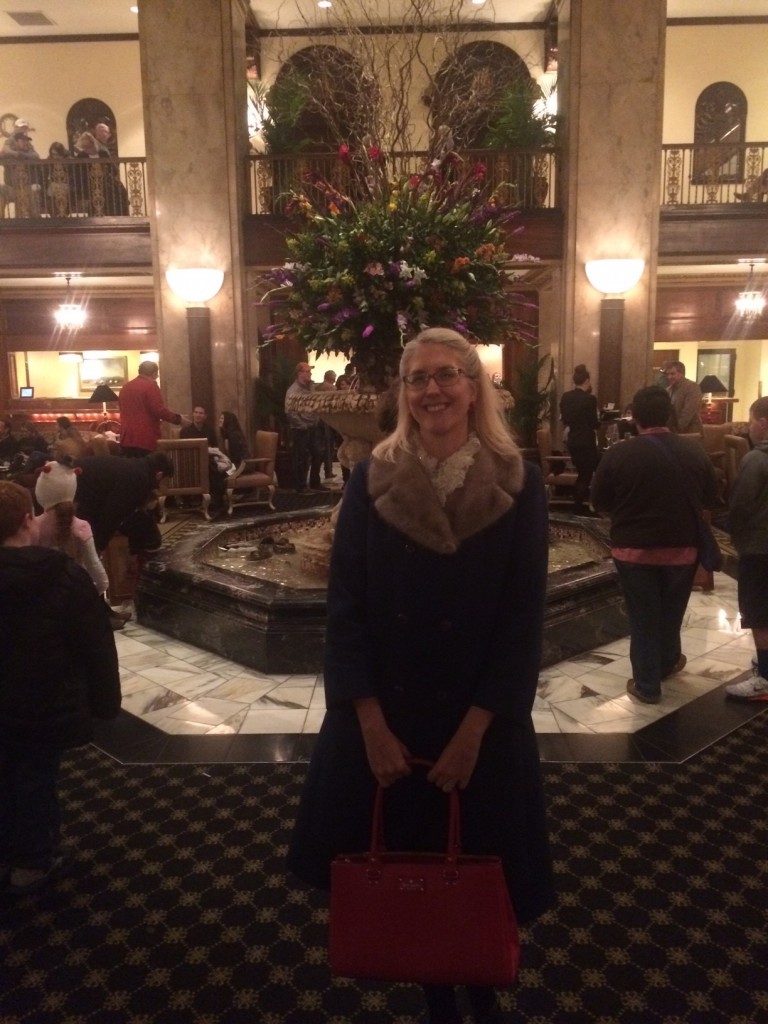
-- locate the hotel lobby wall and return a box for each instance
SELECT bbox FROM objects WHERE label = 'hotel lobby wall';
[652,339,766,413]
[0,40,144,157]
[663,24,768,141]
[6,350,156,401]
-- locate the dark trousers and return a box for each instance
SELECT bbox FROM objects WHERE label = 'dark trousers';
[0,747,62,869]
[613,560,698,698]
[120,446,152,459]
[291,426,323,490]
[568,443,600,510]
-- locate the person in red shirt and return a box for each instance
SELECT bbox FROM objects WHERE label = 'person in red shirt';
[118,361,190,456]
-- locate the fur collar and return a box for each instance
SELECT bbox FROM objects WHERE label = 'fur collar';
[368,446,525,554]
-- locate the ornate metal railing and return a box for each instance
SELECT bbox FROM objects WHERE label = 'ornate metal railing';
[247,148,561,215]
[0,156,148,219]
[661,142,768,206]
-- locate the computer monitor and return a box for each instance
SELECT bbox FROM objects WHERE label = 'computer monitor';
[19,386,34,398]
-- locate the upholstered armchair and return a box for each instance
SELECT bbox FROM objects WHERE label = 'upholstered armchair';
[156,437,211,522]
[224,430,278,515]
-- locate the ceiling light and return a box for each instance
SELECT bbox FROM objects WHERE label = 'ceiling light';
[58,351,83,363]
[318,1,332,8]
[54,273,87,329]
[735,260,766,318]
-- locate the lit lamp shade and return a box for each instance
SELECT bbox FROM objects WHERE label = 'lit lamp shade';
[585,259,645,296]
[165,268,224,303]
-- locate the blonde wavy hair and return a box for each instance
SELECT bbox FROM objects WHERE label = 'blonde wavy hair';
[373,328,519,462]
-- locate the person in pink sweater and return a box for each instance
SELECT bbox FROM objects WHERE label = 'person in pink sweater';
[33,460,108,596]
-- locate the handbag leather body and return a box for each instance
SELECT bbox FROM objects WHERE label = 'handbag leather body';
[329,759,520,985]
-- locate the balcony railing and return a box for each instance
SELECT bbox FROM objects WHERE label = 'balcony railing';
[0,156,148,219]
[661,142,768,206]
[247,148,561,215]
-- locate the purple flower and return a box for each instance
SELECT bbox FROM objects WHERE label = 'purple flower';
[362,325,374,338]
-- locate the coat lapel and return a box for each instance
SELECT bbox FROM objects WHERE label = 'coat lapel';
[368,447,524,554]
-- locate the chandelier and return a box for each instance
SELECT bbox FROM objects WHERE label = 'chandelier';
[735,260,766,318]
[54,273,87,329]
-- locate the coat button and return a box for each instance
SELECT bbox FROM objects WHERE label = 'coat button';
[404,544,414,554]
[396,612,408,623]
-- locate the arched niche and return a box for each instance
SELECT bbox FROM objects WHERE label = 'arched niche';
[428,42,532,150]
[266,46,372,153]
[66,98,120,156]
[692,82,746,184]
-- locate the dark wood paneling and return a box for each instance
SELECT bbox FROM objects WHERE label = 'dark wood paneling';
[0,220,152,273]
[656,283,768,341]
[658,208,768,261]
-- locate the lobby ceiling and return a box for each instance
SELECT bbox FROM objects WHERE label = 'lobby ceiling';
[1,0,768,38]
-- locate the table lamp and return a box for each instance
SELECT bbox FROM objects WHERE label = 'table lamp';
[89,383,119,416]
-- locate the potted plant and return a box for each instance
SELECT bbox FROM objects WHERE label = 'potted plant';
[482,81,558,208]
[504,351,555,454]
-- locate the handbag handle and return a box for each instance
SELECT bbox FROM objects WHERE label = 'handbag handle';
[369,758,461,866]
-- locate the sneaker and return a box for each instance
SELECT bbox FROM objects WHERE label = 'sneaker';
[724,674,768,701]
[627,678,661,704]
[662,654,687,679]
[9,855,65,895]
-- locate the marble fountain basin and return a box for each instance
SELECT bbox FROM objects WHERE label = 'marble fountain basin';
[136,510,628,675]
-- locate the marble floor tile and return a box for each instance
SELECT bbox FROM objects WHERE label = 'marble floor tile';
[116,572,748,743]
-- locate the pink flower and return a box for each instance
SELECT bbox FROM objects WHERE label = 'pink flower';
[362,325,374,338]
[367,145,382,161]
[408,175,421,189]
[338,144,351,164]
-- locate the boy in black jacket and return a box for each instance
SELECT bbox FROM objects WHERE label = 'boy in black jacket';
[0,481,121,895]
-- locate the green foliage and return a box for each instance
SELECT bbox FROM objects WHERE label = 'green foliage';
[261,74,314,155]
[483,82,558,150]
[505,352,555,448]
[252,354,296,446]
[265,152,531,390]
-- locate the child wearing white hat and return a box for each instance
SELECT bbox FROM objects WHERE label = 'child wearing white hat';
[34,460,109,596]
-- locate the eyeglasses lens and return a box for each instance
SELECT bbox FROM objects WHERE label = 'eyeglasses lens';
[403,368,463,389]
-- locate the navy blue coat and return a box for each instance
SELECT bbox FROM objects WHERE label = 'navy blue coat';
[288,448,554,924]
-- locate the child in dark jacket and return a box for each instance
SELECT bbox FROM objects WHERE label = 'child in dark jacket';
[0,481,121,895]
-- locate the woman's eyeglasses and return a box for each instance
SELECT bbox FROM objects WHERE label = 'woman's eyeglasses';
[401,367,467,390]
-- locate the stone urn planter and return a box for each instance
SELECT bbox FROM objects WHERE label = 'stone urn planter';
[284,388,387,469]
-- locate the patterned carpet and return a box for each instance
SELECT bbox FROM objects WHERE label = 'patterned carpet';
[1,712,766,1024]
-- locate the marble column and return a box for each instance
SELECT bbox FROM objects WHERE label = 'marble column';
[557,0,666,409]
[138,0,251,425]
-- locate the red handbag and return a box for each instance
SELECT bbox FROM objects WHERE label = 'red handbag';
[329,759,520,985]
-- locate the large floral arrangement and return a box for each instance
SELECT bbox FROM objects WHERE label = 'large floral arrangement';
[265,149,533,390]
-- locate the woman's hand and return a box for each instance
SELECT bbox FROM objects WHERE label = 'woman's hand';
[428,706,494,792]
[354,697,412,787]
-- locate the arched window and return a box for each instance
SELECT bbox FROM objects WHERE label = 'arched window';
[429,42,532,150]
[66,98,120,156]
[692,82,746,184]
[265,46,371,153]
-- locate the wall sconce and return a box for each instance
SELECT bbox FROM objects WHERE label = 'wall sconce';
[585,259,645,296]
[165,268,224,304]
[735,259,766,318]
[585,258,645,411]
[53,273,87,330]
[58,351,83,363]
[165,267,225,417]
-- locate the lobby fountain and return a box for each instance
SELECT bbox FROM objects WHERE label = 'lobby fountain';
[136,506,628,675]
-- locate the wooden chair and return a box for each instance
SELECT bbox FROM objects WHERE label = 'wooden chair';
[224,430,278,516]
[536,425,579,500]
[723,433,750,497]
[156,437,211,523]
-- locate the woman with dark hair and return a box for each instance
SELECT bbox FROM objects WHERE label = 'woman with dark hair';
[288,328,553,1024]
[219,411,249,465]
[559,363,600,515]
